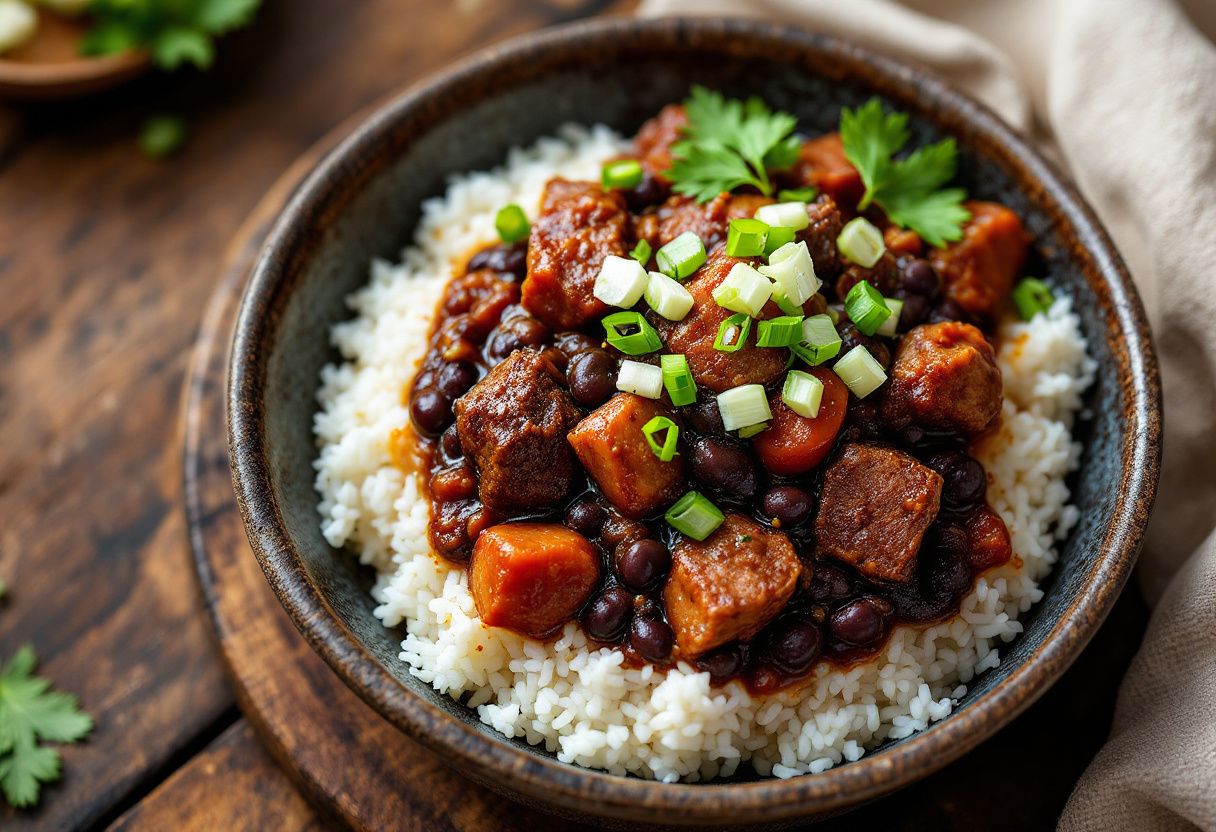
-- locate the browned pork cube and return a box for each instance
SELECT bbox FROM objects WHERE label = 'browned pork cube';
[567,394,685,519]
[633,192,773,251]
[930,201,1028,323]
[796,195,846,281]
[664,514,802,657]
[521,179,630,330]
[881,321,1003,438]
[815,444,943,583]
[454,349,581,511]
[633,103,687,182]
[650,251,788,392]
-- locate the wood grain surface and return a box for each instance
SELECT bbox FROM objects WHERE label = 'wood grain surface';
[0,0,1147,829]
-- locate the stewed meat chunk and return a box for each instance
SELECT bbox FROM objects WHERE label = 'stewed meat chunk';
[633,192,773,251]
[471,523,601,638]
[815,444,943,583]
[881,321,1003,438]
[796,195,846,281]
[568,394,685,519]
[651,251,787,392]
[522,179,630,330]
[787,134,864,207]
[454,348,581,510]
[931,201,1028,323]
[633,103,687,182]
[664,514,802,657]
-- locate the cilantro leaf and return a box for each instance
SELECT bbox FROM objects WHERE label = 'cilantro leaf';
[668,87,799,202]
[82,0,262,71]
[840,98,971,247]
[0,646,93,809]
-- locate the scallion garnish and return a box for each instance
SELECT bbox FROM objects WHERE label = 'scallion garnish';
[778,187,818,202]
[665,490,725,541]
[791,314,842,366]
[1012,277,1055,320]
[642,416,680,462]
[713,313,752,353]
[782,370,824,418]
[843,280,891,337]
[630,239,653,265]
[716,384,772,431]
[660,353,697,406]
[771,289,803,316]
[836,216,885,267]
[876,297,904,337]
[644,271,695,321]
[725,217,769,257]
[656,232,707,280]
[760,240,820,307]
[495,204,530,244]
[616,360,664,399]
[593,255,649,308]
[737,422,769,439]
[602,311,662,355]
[755,202,810,231]
[755,315,805,347]
[712,263,773,317]
[602,159,644,191]
[763,226,797,256]
[833,344,888,398]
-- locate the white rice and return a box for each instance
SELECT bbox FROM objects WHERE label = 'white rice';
[313,125,1095,782]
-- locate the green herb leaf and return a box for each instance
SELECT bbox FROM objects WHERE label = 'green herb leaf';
[0,646,93,808]
[840,98,970,247]
[83,0,262,71]
[667,86,798,202]
[195,0,262,32]
[140,115,188,158]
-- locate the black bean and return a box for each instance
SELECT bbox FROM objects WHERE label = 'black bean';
[601,513,649,548]
[931,298,968,324]
[485,316,547,361]
[696,644,746,680]
[439,425,463,460]
[630,615,674,662]
[565,500,608,538]
[555,331,600,358]
[467,242,528,279]
[847,400,885,440]
[614,539,670,593]
[436,361,478,400]
[684,398,726,436]
[567,349,618,407]
[929,452,987,510]
[829,599,888,646]
[583,587,633,642]
[807,563,854,602]
[898,293,931,330]
[925,541,972,599]
[761,485,813,528]
[690,436,757,502]
[900,259,939,296]
[838,322,891,369]
[767,618,822,674]
[410,388,451,437]
[623,172,668,211]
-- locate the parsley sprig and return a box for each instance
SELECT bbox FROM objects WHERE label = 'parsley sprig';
[668,86,801,203]
[0,646,93,809]
[81,0,262,70]
[840,98,970,247]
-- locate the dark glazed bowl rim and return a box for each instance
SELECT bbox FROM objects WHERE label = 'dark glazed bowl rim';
[228,16,1161,826]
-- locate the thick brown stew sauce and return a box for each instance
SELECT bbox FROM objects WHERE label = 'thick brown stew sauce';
[400,111,1019,695]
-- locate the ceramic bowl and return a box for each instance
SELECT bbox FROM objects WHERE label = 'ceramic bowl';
[227,16,1161,828]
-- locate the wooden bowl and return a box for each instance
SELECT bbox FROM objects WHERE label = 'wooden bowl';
[226,17,1161,828]
[0,8,148,99]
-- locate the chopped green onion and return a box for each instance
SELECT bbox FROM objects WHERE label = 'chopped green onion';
[760,240,820,306]
[771,289,803,316]
[665,490,725,541]
[876,297,904,337]
[791,314,842,366]
[716,384,772,431]
[713,313,752,353]
[593,255,649,308]
[737,423,769,439]
[660,353,697,406]
[495,204,530,244]
[713,263,773,317]
[656,232,707,280]
[837,217,885,267]
[826,306,842,325]
[756,315,805,347]
[1012,277,1055,320]
[726,218,770,257]
[644,271,695,321]
[778,187,818,202]
[642,416,680,462]
[602,311,662,355]
[630,239,652,264]
[833,345,888,398]
[755,202,810,231]
[782,370,824,418]
[763,226,797,256]
[617,360,664,399]
[602,159,644,190]
[844,280,892,337]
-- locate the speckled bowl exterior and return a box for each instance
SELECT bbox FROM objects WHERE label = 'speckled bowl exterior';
[227,17,1161,828]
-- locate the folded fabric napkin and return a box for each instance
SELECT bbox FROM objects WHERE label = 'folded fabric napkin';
[637,1,1216,827]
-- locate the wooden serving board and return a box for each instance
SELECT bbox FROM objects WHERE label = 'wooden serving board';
[183,124,1149,832]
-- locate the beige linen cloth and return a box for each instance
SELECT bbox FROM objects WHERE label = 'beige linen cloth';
[635,1,1216,828]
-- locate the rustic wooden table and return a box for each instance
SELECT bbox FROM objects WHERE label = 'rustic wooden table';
[0,1,1149,829]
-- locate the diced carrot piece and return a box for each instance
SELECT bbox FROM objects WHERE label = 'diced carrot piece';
[470,523,601,638]
[965,504,1013,573]
[753,369,848,476]
[795,134,864,207]
[930,201,1029,323]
